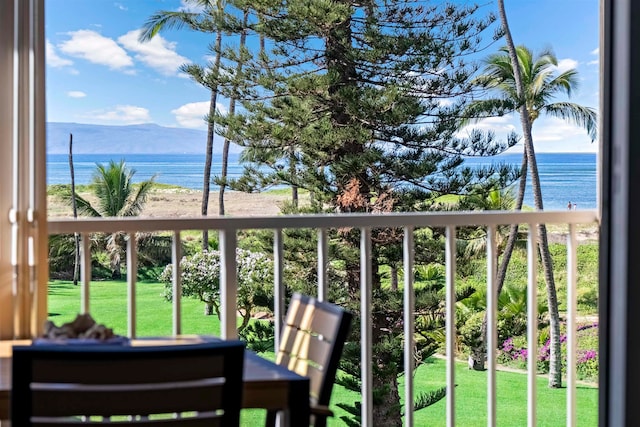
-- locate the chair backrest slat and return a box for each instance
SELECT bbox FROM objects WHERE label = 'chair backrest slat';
[12,340,245,426]
[275,293,352,420]
[277,326,332,369]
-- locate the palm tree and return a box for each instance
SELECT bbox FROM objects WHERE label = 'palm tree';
[456,187,517,259]
[70,160,156,279]
[139,0,226,250]
[463,6,597,386]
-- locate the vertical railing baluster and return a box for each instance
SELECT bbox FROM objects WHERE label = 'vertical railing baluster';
[566,224,578,427]
[445,225,457,427]
[486,225,497,427]
[403,226,415,426]
[527,224,538,427]
[360,227,373,427]
[220,229,238,340]
[127,232,137,338]
[274,228,284,351]
[171,230,181,336]
[80,232,90,314]
[317,228,328,302]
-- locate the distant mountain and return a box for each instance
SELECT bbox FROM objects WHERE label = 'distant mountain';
[46,122,242,155]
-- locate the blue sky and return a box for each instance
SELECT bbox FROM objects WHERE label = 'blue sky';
[45,0,600,153]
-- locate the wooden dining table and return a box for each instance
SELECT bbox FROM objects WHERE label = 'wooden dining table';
[0,336,309,426]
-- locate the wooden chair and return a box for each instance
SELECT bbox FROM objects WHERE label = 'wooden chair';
[11,340,245,426]
[266,293,353,427]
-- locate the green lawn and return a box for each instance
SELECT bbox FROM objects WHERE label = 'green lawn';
[47,280,598,426]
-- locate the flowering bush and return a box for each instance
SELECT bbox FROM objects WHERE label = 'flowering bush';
[160,248,274,334]
[497,322,599,382]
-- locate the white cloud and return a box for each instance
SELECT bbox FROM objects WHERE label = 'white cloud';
[59,30,133,70]
[46,40,73,67]
[171,101,228,128]
[83,105,151,124]
[114,2,127,10]
[554,58,579,74]
[171,101,211,128]
[67,91,86,98]
[457,115,517,136]
[118,29,191,76]
[588,47,600,66]
[532,117,594,143]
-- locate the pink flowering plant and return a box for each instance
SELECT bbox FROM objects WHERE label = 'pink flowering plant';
[497,322,599,382]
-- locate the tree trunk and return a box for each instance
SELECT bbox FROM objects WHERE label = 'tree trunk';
[390,264,398,291]
[470,152,528,370]
[497,0,562,387]
[219,10,248,216]
[372,373,402,426]
[288,147,298,207]
[68,133,80,286]
[204,302,214,316]
[201,29,223,250]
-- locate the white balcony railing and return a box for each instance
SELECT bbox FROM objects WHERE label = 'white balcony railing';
[47,209,599,427]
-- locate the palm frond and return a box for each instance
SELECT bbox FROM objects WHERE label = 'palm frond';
[542,102,598,141]
[413,387,448,412]
[460,98,517,127]
[121,176,157,217]
[139,11,200,41]
[72,193,101,217]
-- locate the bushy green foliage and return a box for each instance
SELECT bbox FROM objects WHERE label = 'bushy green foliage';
[498,322,599,383]
[159,248,274,335]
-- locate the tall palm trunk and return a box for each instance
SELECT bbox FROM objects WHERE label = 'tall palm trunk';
[219,10,248,216]
[497,0,562,388]
[202,28,223,250]
[472,152,527,369]
[68,133,80,286]
[497,152,528,293]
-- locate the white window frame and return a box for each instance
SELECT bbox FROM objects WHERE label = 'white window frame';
[0,0,47,339]
[2,1,640,425]
[600,0,640,425]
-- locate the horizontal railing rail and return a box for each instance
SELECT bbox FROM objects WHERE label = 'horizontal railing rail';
[46,209,599,427]
[48,210,599,234]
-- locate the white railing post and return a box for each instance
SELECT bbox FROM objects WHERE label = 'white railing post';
[566,224,578,427]
[445,225,457,427]
[403,226,415,426]
[527,224,538,427]
[127,232,137,338]
[80,232,90,314]
[317,228,328,302]
[219,229,238,340]
[360,227,373,427]
[486,225,497,427]
[44,210,600,427]
[274,228,284,351]
[171,230,181,336]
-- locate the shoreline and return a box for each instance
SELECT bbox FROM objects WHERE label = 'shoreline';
[47,187,295,218]
[47,187,599,243]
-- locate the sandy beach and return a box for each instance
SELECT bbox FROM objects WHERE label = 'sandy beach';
[47,187,598,243]
[47,188,294,218]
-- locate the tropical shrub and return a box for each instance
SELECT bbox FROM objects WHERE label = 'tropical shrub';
[160,248,274,335]
[497,322,599,382]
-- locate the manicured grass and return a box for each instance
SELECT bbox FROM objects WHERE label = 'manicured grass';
[46,280,598,426]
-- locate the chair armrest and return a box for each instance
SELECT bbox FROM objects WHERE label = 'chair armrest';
[311,404,334,417]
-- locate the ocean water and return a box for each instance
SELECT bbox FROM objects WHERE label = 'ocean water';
[47,152,598,211]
